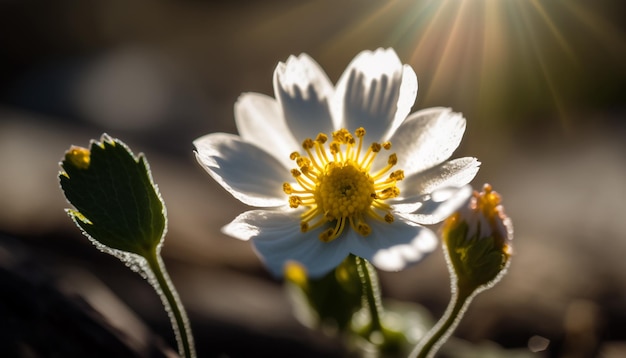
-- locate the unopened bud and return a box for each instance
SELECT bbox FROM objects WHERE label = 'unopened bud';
[442,184,513,291]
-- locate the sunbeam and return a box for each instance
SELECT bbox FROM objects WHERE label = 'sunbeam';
[302,0,625,130]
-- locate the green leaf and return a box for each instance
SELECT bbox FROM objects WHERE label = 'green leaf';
[59,134,166,257]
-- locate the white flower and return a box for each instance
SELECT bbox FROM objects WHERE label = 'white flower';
[194,48,479,278]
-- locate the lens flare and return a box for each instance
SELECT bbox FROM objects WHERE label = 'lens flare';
[273,0,626,130]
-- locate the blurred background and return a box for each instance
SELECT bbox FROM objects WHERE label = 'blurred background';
[1,0,625,357]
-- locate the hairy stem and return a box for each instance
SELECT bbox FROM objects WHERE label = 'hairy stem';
[355,256,383,333]
[146,249,196,358]
[410,285,474,358]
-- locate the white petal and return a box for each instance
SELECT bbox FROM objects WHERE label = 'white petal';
[395,157,480,201]
[395,185,474,225]
[333,48,416,143]
[222,208,297,241]
[223,209,351,277]
[234,93,299,168]
[388,107,466,176]
[194,133,288,207]
[273,54,335,141]
[348,219,438,272]
[386,65,418,140]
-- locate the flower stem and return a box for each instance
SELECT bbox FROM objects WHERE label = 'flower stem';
[410,284,475,358]
[145,249,196,358]
[355,256,383,333]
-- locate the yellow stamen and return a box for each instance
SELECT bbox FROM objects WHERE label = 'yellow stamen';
[285,128,404,242]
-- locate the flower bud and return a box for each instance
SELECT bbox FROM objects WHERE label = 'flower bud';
[441,184,513,292]
[283,256,368,332]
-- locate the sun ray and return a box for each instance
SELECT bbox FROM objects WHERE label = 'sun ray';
[528,0,579,66]
[407,1,454,68]
[560,0,626,55]
[318,1,396,60]
[513,0,570,130]
[478,0,508,120]
[424,0,469,104]
[252,0,624,131]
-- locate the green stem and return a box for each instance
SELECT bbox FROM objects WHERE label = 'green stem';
[146,249,196,358]
[410,285,475,358]
[355,256,383,333]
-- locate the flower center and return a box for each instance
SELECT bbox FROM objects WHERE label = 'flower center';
[283,128,404,242]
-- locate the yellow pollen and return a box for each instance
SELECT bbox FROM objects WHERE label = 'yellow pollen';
[473,183,502,220]
[389,170,404,181]
[357,222,371,236]
[316,133,328,143]
[285,128,404,242]
[302,138,315,149]
[387,153,398,165]
[65,146,91,169]
[289,196,302,208]
[296,156,310,168]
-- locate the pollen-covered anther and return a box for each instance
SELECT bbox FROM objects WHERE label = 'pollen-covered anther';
[315,133,328,143]
[370,142,382,153]
[283,183,294,194]
[382,141,392,150]
[302,138,315,149]
[379,187,400,199]
[300,165,313,175]
[300,222,309,232]
[332,128,352,143]
[389,170,404,181]
[477,184,502,217]
[357,222,371,236]
[384,214,394,223]
[296,156,310,168]
[387,153,398,165]
[290,169,302,177]
[319,228,335,242]
[289,196,303,208]
[290,152,300,160]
